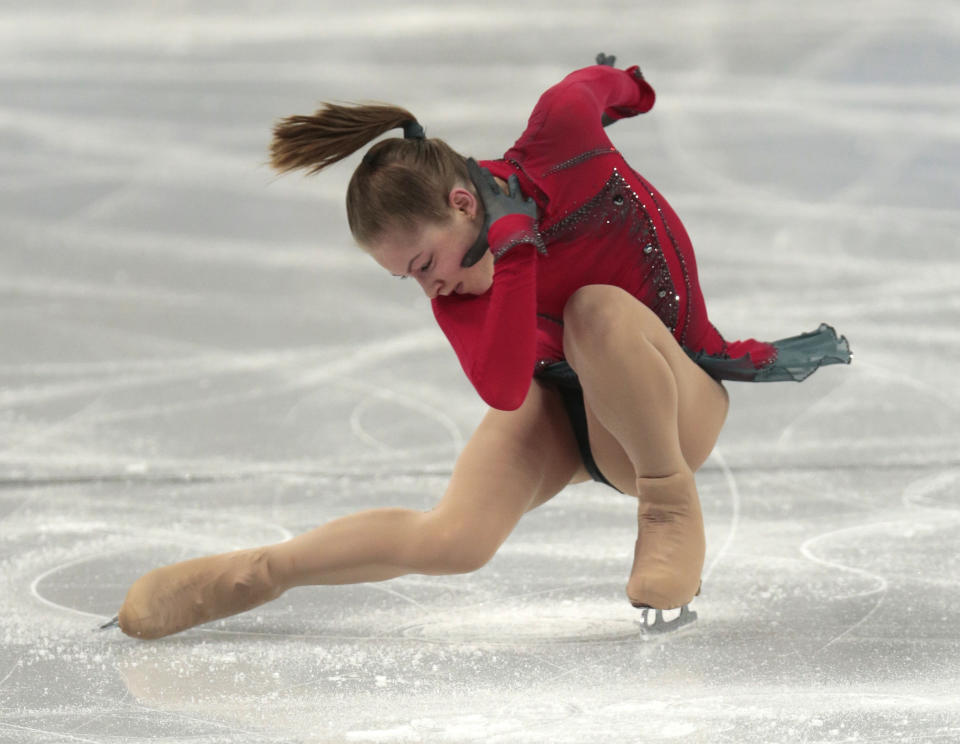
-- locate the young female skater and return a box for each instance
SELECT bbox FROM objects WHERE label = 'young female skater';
[107,56,850,639]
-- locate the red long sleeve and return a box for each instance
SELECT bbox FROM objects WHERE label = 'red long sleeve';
[509,65,655,173]
[432,239,538,411]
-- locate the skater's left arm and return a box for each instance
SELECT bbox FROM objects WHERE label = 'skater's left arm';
[509,63,656,165]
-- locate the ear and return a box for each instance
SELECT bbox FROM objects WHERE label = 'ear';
[448,186,478,218]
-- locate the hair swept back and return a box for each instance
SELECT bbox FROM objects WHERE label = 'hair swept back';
[270,102,473,246]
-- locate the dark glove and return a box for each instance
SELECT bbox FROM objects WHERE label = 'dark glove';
[461,158,541,267]
[596,53,645,127]
[597,52,645,79]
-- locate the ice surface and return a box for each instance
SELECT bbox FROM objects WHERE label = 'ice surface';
[2,1,959,742]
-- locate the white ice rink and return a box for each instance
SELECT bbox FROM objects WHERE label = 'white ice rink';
[2,2,959,742]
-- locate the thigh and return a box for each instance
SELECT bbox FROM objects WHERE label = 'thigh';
[427,379,585,557]
[582,306,730,495]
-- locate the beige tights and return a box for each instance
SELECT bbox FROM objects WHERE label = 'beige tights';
[118,507,471,639]
[627,469,704,608]
[563,292,707,610]
[118,548,283,639]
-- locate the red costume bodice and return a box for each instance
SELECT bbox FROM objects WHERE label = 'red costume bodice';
[431,64,780,410]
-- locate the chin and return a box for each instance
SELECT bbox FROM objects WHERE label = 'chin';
[458,262,494,296]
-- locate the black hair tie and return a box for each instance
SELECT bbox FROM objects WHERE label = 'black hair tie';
[402,120,425,140]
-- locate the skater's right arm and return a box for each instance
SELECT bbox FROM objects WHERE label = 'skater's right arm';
[431,162,544,412]
[432,244,539,411]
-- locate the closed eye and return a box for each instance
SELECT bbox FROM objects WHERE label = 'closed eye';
[392,255,432,279]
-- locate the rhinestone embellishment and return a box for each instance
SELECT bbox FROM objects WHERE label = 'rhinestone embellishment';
[543,169,680,333]
[630,171,694,345]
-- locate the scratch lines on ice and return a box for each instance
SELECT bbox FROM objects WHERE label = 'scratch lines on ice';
[799,466,960,651]
[799,523,890,654]
[903,469,960,517]
[0,721,104,744]
[347,382,464,456]
[28,550,129,622]
[0,655,23,691]
[702,446,740,583]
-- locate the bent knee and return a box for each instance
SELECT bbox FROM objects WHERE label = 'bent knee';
[413,516,499,575]
[563,285,624,337]
[562,285,662,360]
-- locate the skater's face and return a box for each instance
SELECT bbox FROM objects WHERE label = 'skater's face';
[367,184,494,299]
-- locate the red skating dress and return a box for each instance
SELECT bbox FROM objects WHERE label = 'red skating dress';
[431,64,851,414]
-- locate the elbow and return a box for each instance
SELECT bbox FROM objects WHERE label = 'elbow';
[479,379,531,412]
[536,82,598,127]
[490,396,524,413]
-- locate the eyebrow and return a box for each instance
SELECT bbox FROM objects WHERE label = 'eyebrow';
[392,251,423,278]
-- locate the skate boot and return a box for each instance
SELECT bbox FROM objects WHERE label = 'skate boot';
[114,548,285,640]
[627,469,705,615]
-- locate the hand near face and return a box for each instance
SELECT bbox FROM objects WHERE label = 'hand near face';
[461,158,540,268]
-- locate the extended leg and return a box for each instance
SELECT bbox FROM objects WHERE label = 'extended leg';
[562,285,728,610]
[115,382,582,639]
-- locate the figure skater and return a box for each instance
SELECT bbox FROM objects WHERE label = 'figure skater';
[105,55,850,639]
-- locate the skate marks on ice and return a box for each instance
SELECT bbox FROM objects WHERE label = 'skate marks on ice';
[0,328,464,481]
[794,467,960,654]
[903,469,960,515]
[773,359,960,465]
[799,522,890,654]
[701,446,741,584]
[336,691,960,744]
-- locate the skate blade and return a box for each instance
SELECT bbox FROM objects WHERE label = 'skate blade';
[634,604,697,634]
[98,616,120,631]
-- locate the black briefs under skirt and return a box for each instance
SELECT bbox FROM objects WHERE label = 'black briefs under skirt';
[534,361,621,493]
[533,324,852,491]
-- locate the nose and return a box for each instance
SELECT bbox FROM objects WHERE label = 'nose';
[418,276,446,299]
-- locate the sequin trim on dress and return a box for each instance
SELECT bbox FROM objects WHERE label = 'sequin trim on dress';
[504,158,550,204]
[630,170,693,345]
[543,169,680,333]
[542,147,617,177]
[493,222,548,261]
